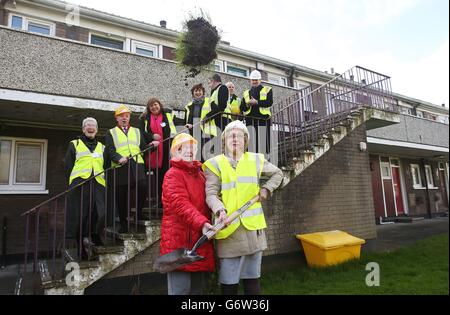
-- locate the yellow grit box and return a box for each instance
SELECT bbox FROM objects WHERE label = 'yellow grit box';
[296,230,365,267]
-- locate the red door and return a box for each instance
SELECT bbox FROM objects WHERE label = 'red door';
[439,169,449,208]
[391,167,405,215]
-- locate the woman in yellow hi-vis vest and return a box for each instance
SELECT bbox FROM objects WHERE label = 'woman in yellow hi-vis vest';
[184,83,217,162]
[203,120,283,295]
[139,98,177,209]
[64,117,106,260]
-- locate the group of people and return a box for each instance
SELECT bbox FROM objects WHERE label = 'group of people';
[64,70,282,294]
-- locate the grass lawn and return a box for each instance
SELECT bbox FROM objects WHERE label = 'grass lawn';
[258,233,448,295]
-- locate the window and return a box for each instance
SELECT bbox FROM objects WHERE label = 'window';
[294,80,310,90]
[214,60,224,72]
[9,14,54,36]
[380,162,391,179]
[90,34,124,50]
[268,74,287,86]
[400,106,413,115]
[227,65,248,77]
[425,165,435,188]
[131,40,158,57]
[438,116,449,124]
[410,164,423,189]
[0,137,48,194]
[416,110,424,118]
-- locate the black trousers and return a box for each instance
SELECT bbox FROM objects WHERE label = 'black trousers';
[116,181,147,230]
[245,118,272,156]
[66,179,105,240]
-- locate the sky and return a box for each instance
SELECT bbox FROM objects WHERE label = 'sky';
[68,0,449,107]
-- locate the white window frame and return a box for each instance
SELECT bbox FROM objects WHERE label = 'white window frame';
[214,60,224,72]
[425,165,437,189]
[8,13,55,36]
[380,161,392,179]
[416,110,424,118]
[131,40,159,58]
[268,73,288,86]
[0,137,48,194]
[410,164,424,189]
[294,80,310,90]
[89,32,125,51]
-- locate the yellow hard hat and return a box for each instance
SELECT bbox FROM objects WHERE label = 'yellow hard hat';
[170,133,197,155]
[114,104,132,116]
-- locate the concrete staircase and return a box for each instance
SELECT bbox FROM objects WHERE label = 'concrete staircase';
[16,105,399,295]
[31,221,161,295]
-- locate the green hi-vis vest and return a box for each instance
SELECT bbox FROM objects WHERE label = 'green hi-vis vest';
[227,96,241,119]
[144,111,177,138]
[109,126,144,166]
[243,86,272,117]
[211,85,231,120]
[185,97,217,137]
[69,139,105,187]
[203,152,266,239]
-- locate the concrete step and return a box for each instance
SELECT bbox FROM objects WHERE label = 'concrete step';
[395,216,425,223]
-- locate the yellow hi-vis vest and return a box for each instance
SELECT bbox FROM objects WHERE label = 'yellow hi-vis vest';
[227,95,241,119]
[109,126,144,166]
[185,97,217,137]
[69,139,105,187]
[211,85,231,119]
[144,111,177,138]
[203,152,266,239]
[243,86,272,117]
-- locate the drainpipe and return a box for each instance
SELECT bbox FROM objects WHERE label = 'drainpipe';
[1,217,6,269]
[420,159,432,219]
[289,67,295,88]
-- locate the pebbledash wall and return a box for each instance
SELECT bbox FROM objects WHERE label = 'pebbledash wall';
[104,124,376,279]
[0,27,296,109]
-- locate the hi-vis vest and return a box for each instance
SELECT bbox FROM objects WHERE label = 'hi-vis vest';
[211,85,231,119]
[109,126,144,166]
[227,95,241,118]
[203,152,266,239]
[185,97,217,137]
[144,111,177,137]
[69,139,105,187]
[243,86,272,117]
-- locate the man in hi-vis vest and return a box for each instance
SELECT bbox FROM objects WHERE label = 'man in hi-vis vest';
[203,120,283,295]
[64,117,106,260]
[105,105,159,234]
[240,70,273,157]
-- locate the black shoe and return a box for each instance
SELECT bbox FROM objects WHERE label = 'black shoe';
[91,234,104,247]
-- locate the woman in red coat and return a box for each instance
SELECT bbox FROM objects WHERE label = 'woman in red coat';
[160,133,216,295]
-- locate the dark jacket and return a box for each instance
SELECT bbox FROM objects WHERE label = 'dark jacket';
[240,85,273,120]
[210,83,230,129]
[104,126,149,186]
[139,109,173,171]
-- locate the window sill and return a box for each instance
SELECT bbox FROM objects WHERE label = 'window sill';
[0,190,49,195]
[412,187,439,190]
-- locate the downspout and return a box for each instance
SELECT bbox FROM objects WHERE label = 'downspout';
[420,159,432,219]
[289,67,295,88]
[1,217,6,269]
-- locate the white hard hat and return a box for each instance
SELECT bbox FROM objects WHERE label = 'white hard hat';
[249,70,262,80]
[222,120,250,141]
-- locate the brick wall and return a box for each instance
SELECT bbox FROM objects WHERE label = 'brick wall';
[0,126,79,256]
[104,123,377,278]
